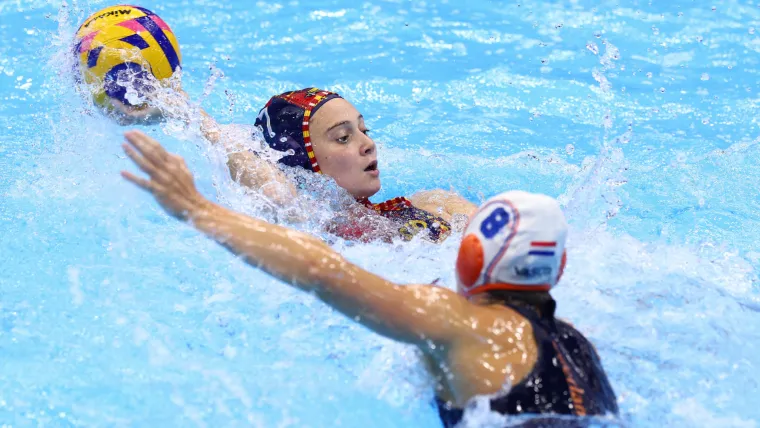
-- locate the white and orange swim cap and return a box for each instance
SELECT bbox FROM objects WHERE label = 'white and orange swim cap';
[456,191,568,297]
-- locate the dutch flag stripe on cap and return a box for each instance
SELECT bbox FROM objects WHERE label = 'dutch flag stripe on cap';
[528,241,556,256]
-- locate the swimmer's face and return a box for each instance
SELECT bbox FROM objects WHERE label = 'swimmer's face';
[310,98,381,199]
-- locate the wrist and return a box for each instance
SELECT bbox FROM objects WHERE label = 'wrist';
[186,198,217,223]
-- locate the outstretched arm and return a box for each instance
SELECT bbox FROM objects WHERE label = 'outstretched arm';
[109,91,298,207]
[120,130,468,345]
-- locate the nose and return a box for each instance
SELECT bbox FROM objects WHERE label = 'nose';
[359,133,375,156]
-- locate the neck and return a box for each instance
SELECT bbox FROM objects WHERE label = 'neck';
[471,290,556,319]
[506,298,552,318]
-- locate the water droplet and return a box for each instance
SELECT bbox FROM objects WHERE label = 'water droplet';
[646,72,653,78]
[678,12,684,17]
[712,6,717,11]
[750,27,756,35]
[702,118,710,125]
[586,43,599,55]
[701,73,709,81]
[660,87,666,93]
[652,26,660,35]
[565,144,575,155]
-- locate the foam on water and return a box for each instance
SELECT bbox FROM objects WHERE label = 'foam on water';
[2,0,760,427]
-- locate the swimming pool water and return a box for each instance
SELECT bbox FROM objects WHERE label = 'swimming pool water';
[1,0,759,426]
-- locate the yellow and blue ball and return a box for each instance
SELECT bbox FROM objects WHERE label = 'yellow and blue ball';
[74,5,182,109]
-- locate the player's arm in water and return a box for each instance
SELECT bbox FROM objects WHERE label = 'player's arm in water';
[109,94,298,208]
[408,189,478,230]
[111,93,475,226]
[120,130,471,345]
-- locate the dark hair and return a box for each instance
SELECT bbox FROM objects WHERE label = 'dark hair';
[484,290,556,319]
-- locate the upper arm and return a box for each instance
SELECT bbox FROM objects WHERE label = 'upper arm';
[409,189,477,226]
[194,111,299,207]
[226,151,297,201]
[312,269,472,346]
[211,122,299,208]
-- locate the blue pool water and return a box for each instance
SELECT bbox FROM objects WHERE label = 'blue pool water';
[2,0,760,426]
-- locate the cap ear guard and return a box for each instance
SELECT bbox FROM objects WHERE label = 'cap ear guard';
[456,234,484,289]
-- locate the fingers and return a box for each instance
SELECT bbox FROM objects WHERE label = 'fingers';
[121,170,154,193]
[124,130,169,166]
[122,142,157,176]
[122,131,194,189]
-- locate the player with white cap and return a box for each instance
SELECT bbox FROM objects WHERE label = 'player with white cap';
[456,190,569,297]
[119,130,619,426]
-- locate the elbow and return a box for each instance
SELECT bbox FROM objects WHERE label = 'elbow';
[226,152,250,175]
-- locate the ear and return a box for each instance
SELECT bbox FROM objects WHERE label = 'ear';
[556,250,567,284]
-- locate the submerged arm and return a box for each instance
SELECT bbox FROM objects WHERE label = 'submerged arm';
[110,90,298,207]
[120,130,466,345]
[197,110,299,206]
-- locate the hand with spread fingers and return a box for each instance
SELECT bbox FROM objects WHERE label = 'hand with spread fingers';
[121,130,209,220]
[107,89,191,126]
[108,99,166,126]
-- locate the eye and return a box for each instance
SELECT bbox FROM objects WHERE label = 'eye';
[337,135,350,144]
[362,128,371,136]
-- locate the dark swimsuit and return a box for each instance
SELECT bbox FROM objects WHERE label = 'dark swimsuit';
[435,300,619,427]
[331,197,452,243]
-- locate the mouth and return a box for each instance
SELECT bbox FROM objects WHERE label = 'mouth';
[364,160,378,172]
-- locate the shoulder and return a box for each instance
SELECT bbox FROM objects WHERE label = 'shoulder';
[554,318,602,357]
[402,284,479,328]
[408,189,461,204]
[408,190,476,224]
[451,303,538,359]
